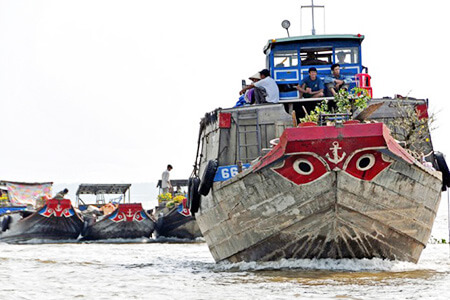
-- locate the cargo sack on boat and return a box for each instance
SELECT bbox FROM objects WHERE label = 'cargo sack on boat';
[434,152,450,191]
[198,160,218,196]
[188,177,201,214]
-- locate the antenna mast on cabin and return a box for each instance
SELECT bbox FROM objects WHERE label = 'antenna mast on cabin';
[300,0,325,35]
[311,0,316,35]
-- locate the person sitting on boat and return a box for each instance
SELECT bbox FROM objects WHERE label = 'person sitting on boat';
[301,52,328,66]
[245,72,261,104]
[234,73,261,107]
[161,164,173,194]
[239,69,279,104]
[53,188,69,199]
[295,67,324,98]
[324,64,352,96]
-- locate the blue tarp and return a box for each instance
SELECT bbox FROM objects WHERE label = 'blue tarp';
[0,206,27,215]
[234,95,248,107]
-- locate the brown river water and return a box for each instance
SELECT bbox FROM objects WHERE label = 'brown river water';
[1,200,449,300]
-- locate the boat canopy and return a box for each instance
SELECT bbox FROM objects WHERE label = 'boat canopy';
[0,180,53,207]
[263,34,364,54]
[156,179,188,188]
[76,184,131,195]
[262,34,365,100]
[76,184,132,206]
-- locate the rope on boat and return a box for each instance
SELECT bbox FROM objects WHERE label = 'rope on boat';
[448,189,450,257]
[423,150,434,158]
[191,109,220,178]
[191,123,203,178]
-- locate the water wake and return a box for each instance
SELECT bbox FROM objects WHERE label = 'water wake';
[215,257,420,272]
[152,236,205,243]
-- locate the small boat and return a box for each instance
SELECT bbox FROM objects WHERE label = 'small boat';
[76,183,155,240]
[154,179,202,239]
[188,3,449,263]
[0,181,83,242]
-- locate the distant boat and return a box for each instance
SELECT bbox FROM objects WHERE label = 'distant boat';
[76,183,155,240]
[0,181,83,243]
[154,179,202,239]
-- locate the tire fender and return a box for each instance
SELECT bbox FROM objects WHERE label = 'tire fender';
[434,151,450,191]
[1,215,11,232]
[186,177,193,209]
[198,160,218,196]
[188,177,201,214]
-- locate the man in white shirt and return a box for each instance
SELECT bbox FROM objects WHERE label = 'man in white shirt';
[240,69,279,104]
[161,164,173,194]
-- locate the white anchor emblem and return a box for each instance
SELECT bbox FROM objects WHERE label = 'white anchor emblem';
[325,141,346,164]
[126,209,134,218]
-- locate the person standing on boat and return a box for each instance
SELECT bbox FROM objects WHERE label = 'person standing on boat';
[240,69,279,104]
[161,164,173,194]
[295,67,324,98]
[324,64,352,96]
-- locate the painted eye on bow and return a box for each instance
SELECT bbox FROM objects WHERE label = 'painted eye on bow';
[356,154,376,171]
[273,154,329,185]
[344,150,391,180]
[293,158,314,175]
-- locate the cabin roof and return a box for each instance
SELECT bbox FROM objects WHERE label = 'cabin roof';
[156,179,189,188]
[0,180,53,186]
[76,183,131,195]
[264,34,364,53]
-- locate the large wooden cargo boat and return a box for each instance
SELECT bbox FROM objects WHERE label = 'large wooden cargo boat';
[188,14,448,263]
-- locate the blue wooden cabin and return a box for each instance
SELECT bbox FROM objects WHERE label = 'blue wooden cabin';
[263,34,366,99]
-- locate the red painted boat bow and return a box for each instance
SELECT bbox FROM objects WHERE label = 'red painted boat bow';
[253,122,415,185]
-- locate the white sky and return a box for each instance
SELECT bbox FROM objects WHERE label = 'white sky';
[1,0,450,186]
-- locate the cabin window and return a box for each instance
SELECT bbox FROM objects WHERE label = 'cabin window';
[300,48,332,65]
[334,47,359,64]
[273,50,298,68]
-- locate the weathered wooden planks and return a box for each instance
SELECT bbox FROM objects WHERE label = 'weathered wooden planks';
[196,160,441,263]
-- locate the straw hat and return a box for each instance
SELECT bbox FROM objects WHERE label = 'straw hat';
[249,72,261,80]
